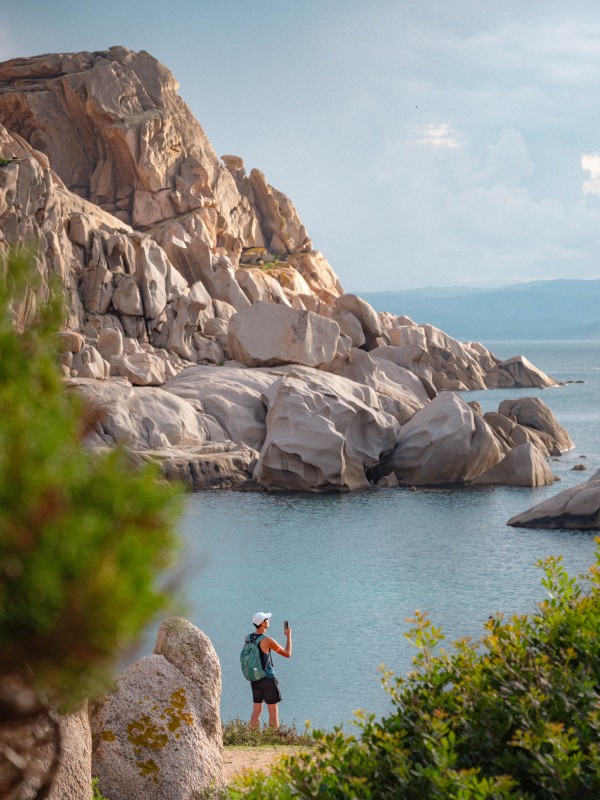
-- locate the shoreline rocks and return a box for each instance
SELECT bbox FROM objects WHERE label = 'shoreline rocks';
[0,46,568,494]
[508,469,600,529]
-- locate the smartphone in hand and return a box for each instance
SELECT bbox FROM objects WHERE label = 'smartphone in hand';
[284,620,289,632]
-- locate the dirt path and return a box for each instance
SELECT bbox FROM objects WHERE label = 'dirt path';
[224,745,301,782]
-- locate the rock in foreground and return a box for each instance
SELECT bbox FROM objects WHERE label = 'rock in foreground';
[91,618,224,800]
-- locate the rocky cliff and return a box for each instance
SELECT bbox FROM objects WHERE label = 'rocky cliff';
[0,46,567,492]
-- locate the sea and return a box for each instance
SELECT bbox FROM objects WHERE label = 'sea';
[170,340,600,731]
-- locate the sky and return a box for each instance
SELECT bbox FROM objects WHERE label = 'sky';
[3,1,600,291]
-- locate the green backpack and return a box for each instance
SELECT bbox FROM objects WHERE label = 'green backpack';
[240,633,267,681]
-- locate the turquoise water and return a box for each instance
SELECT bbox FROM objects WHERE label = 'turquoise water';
[174,341,600,730]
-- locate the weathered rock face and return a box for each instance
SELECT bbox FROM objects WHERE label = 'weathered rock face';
[384,320,489,391]
[71,378,229,450]
[90,618,224,800]
[487,355,561,389]
[370,392,504,486]
[163,363,278,451]
[0,48,245,233]
[0,46,569,494]
[508,470,600,529]
[50,706,92,800]
[334,293,382,347]
[228,301,341,369]
[223,157,312,256]
[471,442,555,487]
[381,317,558,392]
[330,347,426,424]
[0,48,340,313]
[0,692,92,800]
[70,376,257,489]
[497,397,574,455]
[254,366,401,491]
[369,344,436,394]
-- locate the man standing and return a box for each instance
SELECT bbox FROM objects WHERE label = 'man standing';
[247,611,292,729]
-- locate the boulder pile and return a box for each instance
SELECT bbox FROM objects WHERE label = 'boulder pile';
[0,46,568,491]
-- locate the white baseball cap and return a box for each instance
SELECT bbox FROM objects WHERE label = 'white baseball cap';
[252,611,272,626]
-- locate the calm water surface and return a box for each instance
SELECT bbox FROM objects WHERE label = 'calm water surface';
[173,341,600,730]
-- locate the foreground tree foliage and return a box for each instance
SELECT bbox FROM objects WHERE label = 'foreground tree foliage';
[0,250,182,796]
[237,549,600,799]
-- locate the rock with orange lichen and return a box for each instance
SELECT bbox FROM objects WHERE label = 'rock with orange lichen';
[90,618,224,800]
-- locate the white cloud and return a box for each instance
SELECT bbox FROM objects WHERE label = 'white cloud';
[473,129,534,188]
[362,123,600,288]
[581,153,600,196]
[418,123,460,149]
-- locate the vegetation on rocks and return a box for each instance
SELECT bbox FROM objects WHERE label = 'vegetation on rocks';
[0,248,182,794]
[235,547,600,799]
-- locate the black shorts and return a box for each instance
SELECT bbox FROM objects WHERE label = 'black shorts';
[251,676,282,705]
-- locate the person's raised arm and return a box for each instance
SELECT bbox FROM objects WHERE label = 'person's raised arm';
[266,626,292,658]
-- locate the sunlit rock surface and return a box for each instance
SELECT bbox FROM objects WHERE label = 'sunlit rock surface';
[0,46,566,492]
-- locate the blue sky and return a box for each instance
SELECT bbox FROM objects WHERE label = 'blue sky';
[3,1,600,291]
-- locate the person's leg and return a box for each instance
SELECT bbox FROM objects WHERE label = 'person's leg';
[266,703,279,728]
[250,702,263,729]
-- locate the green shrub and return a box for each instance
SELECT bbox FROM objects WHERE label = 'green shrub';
[0,249,182,711]
[223,717,313,747]
[237,547,600,798]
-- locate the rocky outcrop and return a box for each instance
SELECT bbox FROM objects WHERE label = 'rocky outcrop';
[379,316,558,392]
[368,392,504,486]
[487,355,561,389]
[507,470,600,529]
[70,376,257,489]
[330,347,427,424]
[223,156,311,256]
[228,301,341,369]
[163,363,275,451]
[471,442,555,487]
[497,397,574,455]
[334,293,383,349]
[0,46,568,494]
[90,618,224,800]
[254,366,401,491]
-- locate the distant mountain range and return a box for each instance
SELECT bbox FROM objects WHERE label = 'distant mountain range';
[359,279,600,341]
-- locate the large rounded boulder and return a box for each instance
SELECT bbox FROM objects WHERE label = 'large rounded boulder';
[228,301,340,368]
[497,396,574,455]
[471,442,554,487]
[254,366,401,491]
[371,391,503,486]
